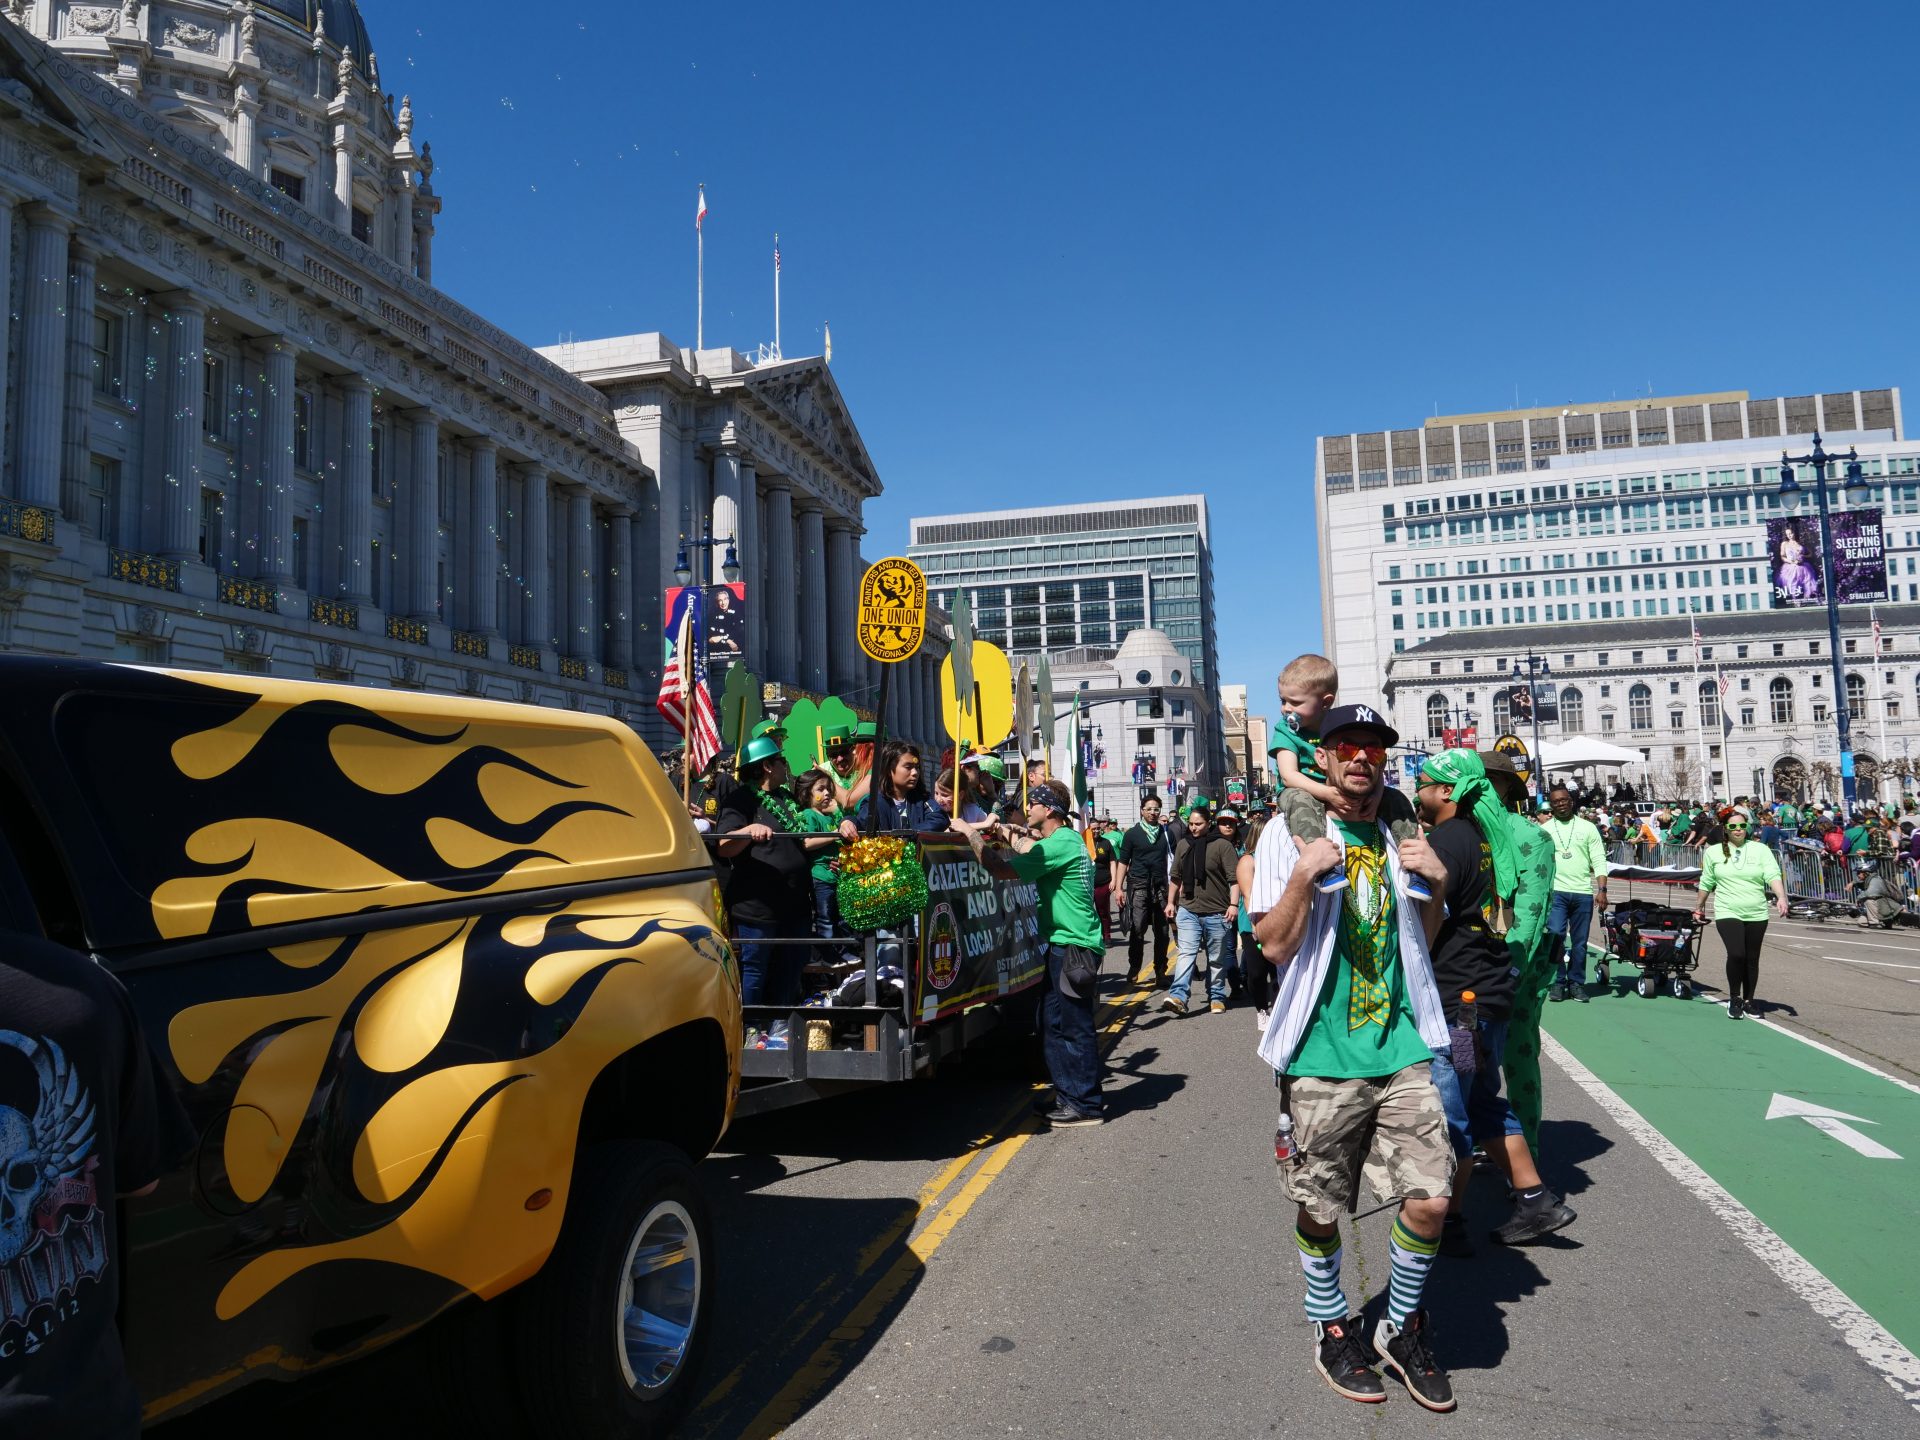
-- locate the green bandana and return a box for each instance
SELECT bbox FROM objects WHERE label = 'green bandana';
[1420,749,1517,902]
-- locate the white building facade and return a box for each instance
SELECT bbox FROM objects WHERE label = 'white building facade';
[0,9,959,747]
[1317,388,1912,721]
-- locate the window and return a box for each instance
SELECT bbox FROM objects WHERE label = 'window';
[291,516,310,589]
[270,168,305,203]
[1136,728,1154,745]
[370,539,383,608]
[86,456,121,542]
[1598,711,1615,732]
[91,311,122,398]
[293,390,314,470]
[1770,677,1793,724]
[351,206,373,245]
[1846,672,1867,721]
[1699,680,1720,728]
[1628,684,1652,730]
[198,487,224,571]
[202,353,227,439]
[1559,686,1584,731]
[370,423,386,496]
[1426,693,1447,739]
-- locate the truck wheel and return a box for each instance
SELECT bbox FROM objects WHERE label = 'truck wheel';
[515,1141,713,1440]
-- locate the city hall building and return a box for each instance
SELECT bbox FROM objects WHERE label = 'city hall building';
[0,6,958,746]
[1318,388,1912,718]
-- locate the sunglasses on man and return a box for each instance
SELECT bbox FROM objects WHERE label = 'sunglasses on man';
[1328,739,1387,765]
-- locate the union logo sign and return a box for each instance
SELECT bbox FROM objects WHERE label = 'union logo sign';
[856,556,927,663]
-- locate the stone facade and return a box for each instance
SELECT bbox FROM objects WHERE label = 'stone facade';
[0,9,951,746]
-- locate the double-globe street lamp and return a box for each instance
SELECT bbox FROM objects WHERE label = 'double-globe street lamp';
[1518,650,1551,799]
[1778,433,1869,810]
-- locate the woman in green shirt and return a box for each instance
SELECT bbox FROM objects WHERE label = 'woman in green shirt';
[1691,811,1789,1019]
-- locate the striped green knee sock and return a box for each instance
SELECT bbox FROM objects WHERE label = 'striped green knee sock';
[1295,1225,1347,1323]
[1387,1215,1440,1324]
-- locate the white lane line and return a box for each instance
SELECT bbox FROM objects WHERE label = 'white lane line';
[1745,1019,1920,1097]
[1830,957,1920,973]
[1796,936,1920,954]
[1542,1033,1920,1413]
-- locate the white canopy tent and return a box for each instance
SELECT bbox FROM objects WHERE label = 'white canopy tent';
[1538,736,1647,771]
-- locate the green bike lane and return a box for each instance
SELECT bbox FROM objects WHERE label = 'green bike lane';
[1540,968,1920,1370]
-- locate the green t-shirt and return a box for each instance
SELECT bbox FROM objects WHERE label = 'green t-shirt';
[1284,819,1432,1080]
[1271,720,1324,782]
[1006,826,1105,952]
[799,806,841,884]
[1542,814,1609,893]
[1700,840,1782,922]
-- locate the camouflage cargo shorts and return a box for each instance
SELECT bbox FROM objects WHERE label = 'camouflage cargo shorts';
[1276,1063,1454,1225]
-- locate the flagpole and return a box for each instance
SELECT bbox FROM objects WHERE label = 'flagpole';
[1690,615,1711,802]
[773,232,781,359]
[696,183,705,353]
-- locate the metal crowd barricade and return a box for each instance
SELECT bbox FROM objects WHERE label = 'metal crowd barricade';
[1602,837,1916,913]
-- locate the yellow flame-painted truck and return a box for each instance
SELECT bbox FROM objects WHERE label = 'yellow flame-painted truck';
[0,658,739,1437]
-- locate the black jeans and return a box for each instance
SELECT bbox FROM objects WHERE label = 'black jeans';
[1717,918,1768,1002]
[1043,945,1104,1116]
[1124,879,1169,976]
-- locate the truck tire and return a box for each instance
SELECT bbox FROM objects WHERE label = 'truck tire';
[514,1140,713,1440]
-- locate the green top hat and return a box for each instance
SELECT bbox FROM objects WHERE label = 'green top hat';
[853,721,879,740]
[739,734,784,768]
[750,717,786,741]
[822,724,853,747]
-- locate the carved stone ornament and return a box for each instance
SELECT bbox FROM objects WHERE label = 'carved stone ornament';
[163,16,217,50]
[261,44,300,77]
[324,642,347,670]
[136,604,161,635]
[69,6,120,34]
[120,0,139,31]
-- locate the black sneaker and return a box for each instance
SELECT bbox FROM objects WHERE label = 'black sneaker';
[1492,1189,1576,1245]
[1041,1105,1102,1128]
[1548,982,1567,1002]
[1728,998,1744,1019]
[1572,982,1590,1003]
[1373,1309,1456,1412]
[1312,1316,1386,1403]
[1439,1214,1475,1258]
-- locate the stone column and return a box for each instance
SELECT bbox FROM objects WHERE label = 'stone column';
[711,446,742,554]
[738,456,762,672]
[466,438,499,634]
[797,504,829,693]
[60,236,98,524]
[17,206,72,510]
[158,292,206,560]
[567,484,595,660]
[0,194,15,495]
[337,376,373,601]
[405,407,439,618]
[519,464,550,647]
[762,478,796,683]
[233,84,261,177]
[825,521,859,693]
[895,653,916,742]
[608,506,634,669]
[333,120,353,222]
[257,339,297,580]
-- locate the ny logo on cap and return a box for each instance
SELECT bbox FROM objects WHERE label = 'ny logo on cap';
[1355,706,1377,724]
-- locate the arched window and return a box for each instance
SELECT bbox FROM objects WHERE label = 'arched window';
[1770,676,1794,725]
[1426,693,1447,739]
[1628,683,1653,731]
[1492,688,1512,734]
[1699,679,1720,728]
[1559,686,1584,732]
[1846,672,1867,721]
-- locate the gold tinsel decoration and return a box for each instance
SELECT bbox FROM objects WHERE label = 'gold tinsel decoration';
[837,835,929,931]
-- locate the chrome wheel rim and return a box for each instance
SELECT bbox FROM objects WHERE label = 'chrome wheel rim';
[615,1200,700,1394]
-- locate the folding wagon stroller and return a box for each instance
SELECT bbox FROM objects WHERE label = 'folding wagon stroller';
[1600,896,1704,1000]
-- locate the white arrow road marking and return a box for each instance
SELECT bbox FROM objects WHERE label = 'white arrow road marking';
[1766,1093,1903,1159]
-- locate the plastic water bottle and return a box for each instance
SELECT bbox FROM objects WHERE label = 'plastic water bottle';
[1449,990,1478,1074]
[1274,1111,1295,1165]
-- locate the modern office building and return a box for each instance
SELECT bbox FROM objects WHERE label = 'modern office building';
[908,495,1226,779]
[1385,604,1920,805]
[1317,388,1913,721]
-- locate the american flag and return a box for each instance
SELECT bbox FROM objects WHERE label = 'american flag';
[1716,663,1733,739]
[1690,614,1701,664]
[774,238,781,272]
[658,588,721,772]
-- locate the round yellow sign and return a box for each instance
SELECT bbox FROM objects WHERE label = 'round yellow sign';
[857,557,927,663]
[940,640,1013,749]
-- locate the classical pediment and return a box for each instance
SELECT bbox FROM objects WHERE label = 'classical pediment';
[741,360,879,494]
[0,14,112,145]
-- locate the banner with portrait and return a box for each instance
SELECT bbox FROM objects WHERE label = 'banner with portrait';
[1767,509,1886,608]
[663,583,747,694]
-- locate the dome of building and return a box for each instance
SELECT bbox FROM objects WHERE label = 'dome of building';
[1113,627,1181,663]
[255,0,376,73]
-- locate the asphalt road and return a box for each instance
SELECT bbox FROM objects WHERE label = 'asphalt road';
[152,934,1920,1437]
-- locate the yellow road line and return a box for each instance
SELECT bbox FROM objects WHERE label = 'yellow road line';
[734,973,1157,1437]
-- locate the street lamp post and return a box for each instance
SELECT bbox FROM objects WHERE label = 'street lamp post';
[1520,650,1552,799]
[672,529,742,592]
[1779,433,1869,811]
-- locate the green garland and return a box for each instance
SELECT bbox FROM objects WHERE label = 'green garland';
[755,786,807,834]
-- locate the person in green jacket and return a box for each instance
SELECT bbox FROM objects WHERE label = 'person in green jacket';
[1486,755,1560,1157]
[1691,810,1789,1018]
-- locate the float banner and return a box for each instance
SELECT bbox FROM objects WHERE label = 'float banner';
[1768,509,1886,608]
[913,837,1044,1025]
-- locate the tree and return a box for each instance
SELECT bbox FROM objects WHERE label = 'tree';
[1809,760,1839,803]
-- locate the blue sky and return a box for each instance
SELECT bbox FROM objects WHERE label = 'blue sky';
[400,0,1920,739]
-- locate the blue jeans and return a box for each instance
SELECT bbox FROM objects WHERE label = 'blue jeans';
[1043,944,1103,1116]
[1429,1016,1524,1160]
[1548,891,1595,986]
[737,919,804,1007]
[812,879,840,940]
[1172,908,1231,1004]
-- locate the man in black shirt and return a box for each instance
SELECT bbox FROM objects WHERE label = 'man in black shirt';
[716,736,818,1007]
[0,930,193,1439]
[1415,751,1575,1250]
[1116,796,1172,984]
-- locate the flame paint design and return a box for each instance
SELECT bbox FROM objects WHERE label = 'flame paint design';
[124,672,737,1324]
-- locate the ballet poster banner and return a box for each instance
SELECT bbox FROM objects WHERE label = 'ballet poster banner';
[1767,508,1885,609]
